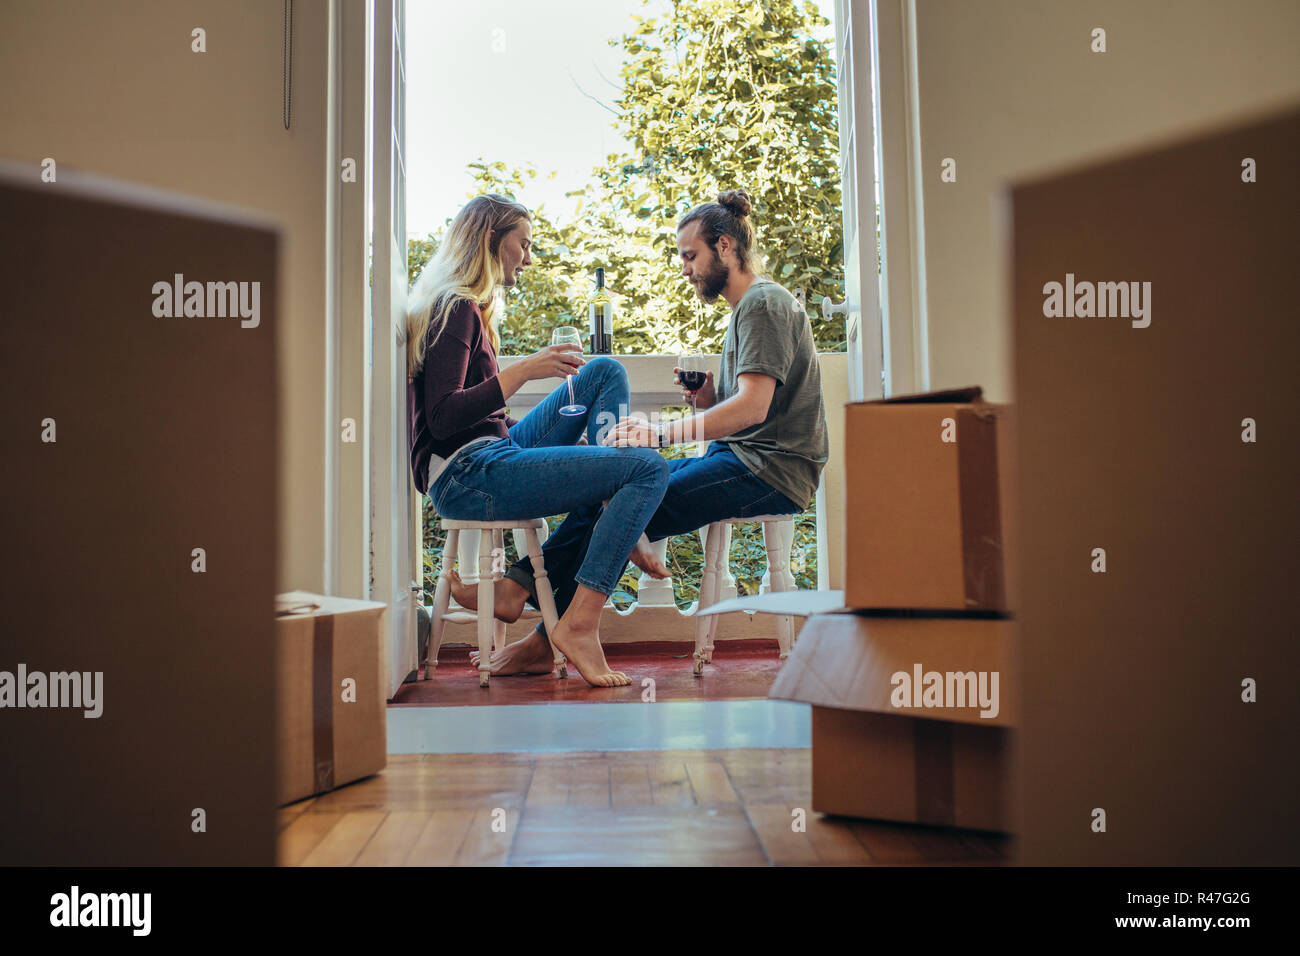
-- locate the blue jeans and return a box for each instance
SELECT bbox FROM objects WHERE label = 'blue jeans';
[427,356,669,596]
[505,440,804,624]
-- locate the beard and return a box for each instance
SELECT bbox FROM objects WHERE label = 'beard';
[692,251,730,303]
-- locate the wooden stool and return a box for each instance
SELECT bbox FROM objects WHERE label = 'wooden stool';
[693,515,797,677]
[427,518,566,688]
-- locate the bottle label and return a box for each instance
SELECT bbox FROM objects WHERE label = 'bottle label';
[590,303,611,353]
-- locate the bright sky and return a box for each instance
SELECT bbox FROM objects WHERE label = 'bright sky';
[405,0,837,239]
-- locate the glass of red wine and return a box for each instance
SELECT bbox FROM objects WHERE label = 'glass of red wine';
[678,353,707,415]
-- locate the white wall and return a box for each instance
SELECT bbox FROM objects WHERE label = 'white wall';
[0,0,331,594]
[907,0,1300,401]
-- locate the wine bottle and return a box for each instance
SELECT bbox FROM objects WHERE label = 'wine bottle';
[589,267,613,354]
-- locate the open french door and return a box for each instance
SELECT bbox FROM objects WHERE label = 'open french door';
[371,0,417,696]
[829,0,886,403]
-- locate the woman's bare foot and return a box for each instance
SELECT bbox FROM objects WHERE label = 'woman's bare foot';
[448,569,530,623]
[468,629,556,676]
[628,534,670,579]
[546,617,630,687]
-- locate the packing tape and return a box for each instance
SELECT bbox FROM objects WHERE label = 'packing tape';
[312,613,335,792]
[913,719,956,826]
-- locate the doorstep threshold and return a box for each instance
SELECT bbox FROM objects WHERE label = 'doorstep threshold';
[386,699,810,754]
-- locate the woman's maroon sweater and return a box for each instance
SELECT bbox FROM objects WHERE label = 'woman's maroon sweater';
[408,299,516,494]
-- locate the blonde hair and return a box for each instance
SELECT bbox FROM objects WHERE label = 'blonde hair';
[406,193,530,381]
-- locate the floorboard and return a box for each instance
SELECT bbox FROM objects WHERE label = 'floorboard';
[278,749,1010,866]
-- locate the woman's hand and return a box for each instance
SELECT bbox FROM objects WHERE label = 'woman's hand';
[495,344,583,403]
[675,367,717,408]
[524,344,585,381]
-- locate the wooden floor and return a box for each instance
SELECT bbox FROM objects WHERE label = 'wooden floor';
[278,749,1014,866]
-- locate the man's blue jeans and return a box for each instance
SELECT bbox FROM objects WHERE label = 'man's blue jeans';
[504,439,804,625]
[427,356,669,597]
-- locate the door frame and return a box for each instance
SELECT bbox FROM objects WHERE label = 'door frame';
[871,0,932,397]
[327,0,372,601]
[325,0,934,683]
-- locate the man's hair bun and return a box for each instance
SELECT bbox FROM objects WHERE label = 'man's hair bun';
[717,189,752,217]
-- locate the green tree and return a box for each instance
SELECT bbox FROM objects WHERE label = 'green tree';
[560,0,844,355]
[410,0,843,357]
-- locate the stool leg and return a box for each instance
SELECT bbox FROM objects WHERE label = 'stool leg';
[492,529,508,654]
[718,522,737,601]
[780,518,798,592]
[780,517,799,649]
[765,519,795,659]
[476,531,494,688]
[694,523,723,677]
[524,528,566,678]
[705,525,727,664]
[427,529,459,679]
[459,530,479,587]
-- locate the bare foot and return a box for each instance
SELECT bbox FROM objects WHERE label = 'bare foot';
[546,618,631,688]
[449,569,530,623]
[468,629,556,676]
[628,534,670,579]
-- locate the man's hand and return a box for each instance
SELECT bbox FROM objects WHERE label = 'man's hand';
[675,367,717,409]
[601,416,658,448]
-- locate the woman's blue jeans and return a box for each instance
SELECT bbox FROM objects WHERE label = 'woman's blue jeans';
[427,356,669,597]
[505,440,804,628]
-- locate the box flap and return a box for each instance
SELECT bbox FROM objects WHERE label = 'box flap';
[275,590,387,618]
[770,613,1014,726]
[696,589,847,618]
[861,385,984,405]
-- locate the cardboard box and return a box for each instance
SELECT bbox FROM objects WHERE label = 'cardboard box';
[1008,107,1300,864]
[768,610,1014,832]
[0,161,281,864]
[844,387,1010,612]
[275,591,388,806]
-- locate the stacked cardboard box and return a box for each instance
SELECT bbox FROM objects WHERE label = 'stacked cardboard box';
[275,591,389,806]
[770,386,1016,831]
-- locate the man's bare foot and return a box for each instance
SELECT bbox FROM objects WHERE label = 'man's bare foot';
[468,629,556,676]
[448,569,530,623]
[546,618,631,688]
[628,534,670,579]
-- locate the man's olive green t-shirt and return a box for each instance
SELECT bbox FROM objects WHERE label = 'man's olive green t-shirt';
[713,279,828,509]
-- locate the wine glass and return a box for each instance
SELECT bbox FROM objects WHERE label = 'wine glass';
[552,326,586,417]
[678,352,707,453]
[678,353,707,414]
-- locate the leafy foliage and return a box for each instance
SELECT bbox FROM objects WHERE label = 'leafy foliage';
[558,0,845,355]
[409,0,844,356]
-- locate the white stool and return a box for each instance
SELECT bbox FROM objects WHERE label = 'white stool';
[427,518,566,688]
[693,515,798,677]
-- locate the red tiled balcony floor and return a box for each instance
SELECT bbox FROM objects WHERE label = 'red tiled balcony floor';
[389,639,786,707]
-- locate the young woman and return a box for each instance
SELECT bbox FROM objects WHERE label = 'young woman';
[408,193,669,688]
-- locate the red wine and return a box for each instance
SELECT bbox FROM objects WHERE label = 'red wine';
[679,370,707,391]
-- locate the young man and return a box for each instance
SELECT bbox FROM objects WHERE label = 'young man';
[456,188,829,677]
